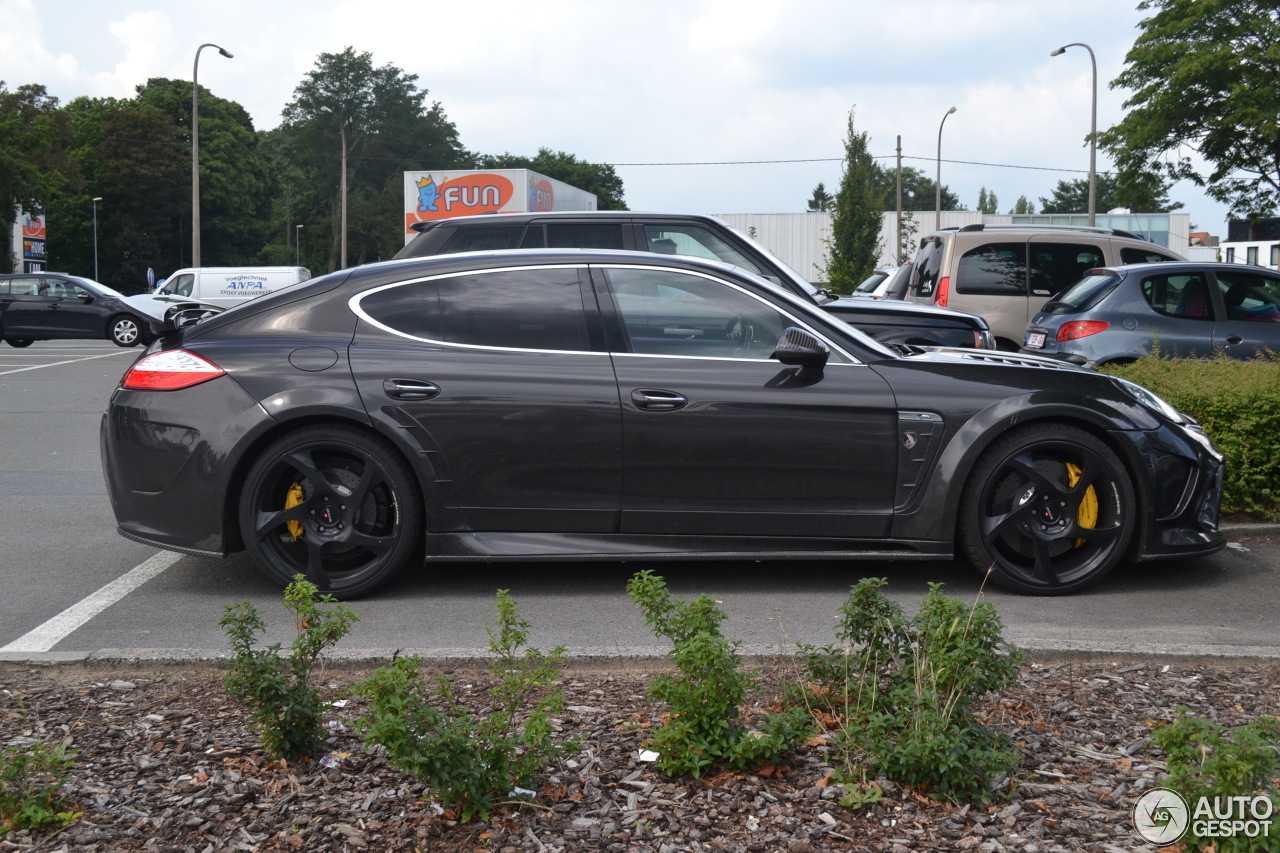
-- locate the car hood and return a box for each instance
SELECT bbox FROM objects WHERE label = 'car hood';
[894,346,1095,372]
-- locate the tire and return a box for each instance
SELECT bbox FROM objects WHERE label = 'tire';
[5,338,33,348]
[238,425,423,599]
[109,315,143,347]
[958,424,1134,595]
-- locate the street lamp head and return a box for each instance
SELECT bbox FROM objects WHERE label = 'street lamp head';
[946,105,957,115]
[1050,46,1066,56]
[92,197,103,203]
[218,47,234,59]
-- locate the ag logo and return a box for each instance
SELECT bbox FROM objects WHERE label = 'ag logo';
[1134,787,1189,844]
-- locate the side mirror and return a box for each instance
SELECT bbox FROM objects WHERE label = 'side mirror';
[770,327,829,379]
[80,294,94,304]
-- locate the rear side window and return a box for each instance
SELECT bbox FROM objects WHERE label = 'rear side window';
[1041,273,1120,314]
[545,223,625,249]
[1141,272,1213,320]
[910,237,944,297]
[1029,243,1104,297]
[359,268,591,351]
[437,226,523,254]
[1120,247,1177,265]
[1,277,41,295]
[955,242,1026,295]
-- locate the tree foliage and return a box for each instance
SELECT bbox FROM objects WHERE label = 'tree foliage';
[806,182,832,212]
[869,164,961,212]
[1009,195,1036,214]
[1099,0,1280,217]
[0,83,79,272]
[825,109,883,291]
[1038,171,1183,214]
[977,187,999,214]
[475,148,626,210]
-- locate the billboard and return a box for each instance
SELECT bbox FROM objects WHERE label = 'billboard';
[403,169,597,242]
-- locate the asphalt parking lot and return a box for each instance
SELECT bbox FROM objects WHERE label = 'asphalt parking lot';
[1,340,1277,663]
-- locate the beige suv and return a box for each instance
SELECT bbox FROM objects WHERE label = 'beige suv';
[905,225,1183,349]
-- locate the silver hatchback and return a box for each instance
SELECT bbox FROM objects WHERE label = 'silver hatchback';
[1021,261,1280,365]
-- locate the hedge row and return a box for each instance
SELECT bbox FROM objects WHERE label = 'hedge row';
[1103,354,1280,519]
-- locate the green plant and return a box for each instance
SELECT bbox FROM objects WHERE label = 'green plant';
[354,590,569,822]
[626,570,814,778]
[1154,710,1280,853]
[801,579,1023,804]
[0,742,81,833]
[1104,352,1280,519]
[220,575,359,762]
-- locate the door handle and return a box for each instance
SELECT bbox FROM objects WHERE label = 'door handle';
[631,389,687,411]
[1225,334,1243,345]
[383,379,440,400]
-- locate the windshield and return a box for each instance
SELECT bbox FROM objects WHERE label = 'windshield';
[68,275,126,298]
[1041,272,1119,314]
[725,225,824,300]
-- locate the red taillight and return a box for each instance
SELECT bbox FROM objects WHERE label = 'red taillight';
[933,276,950,308]
[122,349,225,391]
[1057,320,1109,342]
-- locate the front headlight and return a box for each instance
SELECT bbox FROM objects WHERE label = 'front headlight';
[1110,376,1189,426]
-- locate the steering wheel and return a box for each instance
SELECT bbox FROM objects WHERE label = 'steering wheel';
[726,315,755,357]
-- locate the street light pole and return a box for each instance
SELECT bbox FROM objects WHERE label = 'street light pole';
[295,224,303,267]
[192,42,233,267]
[1051,42,1097,226]
[92,197,102,280]
[936,106,956,231]
[339,121,348,269]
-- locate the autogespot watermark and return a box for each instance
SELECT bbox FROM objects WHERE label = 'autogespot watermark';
[1133,787,1275,844]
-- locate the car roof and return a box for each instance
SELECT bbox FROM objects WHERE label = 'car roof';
[1102,260,1279,276]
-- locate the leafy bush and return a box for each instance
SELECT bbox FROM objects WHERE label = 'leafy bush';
[220,575,359,762]
[1154,710,1280,853]
[354,590,568,822]
[1104,353,1280,518]
[626,570,814,778]
[801,579,1023,804]
[0,742,80,833]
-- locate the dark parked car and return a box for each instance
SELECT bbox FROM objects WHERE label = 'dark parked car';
[1022,261,1280,365]
[1,272,151,347]
[396,212,996,351]
[101,250,1224,599]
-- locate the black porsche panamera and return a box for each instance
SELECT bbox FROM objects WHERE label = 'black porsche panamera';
[100,249,1225,598]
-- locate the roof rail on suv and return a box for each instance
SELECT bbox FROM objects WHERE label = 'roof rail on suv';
[957,223,1144,240]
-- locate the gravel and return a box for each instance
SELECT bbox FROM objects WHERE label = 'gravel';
[2,655,1278,852]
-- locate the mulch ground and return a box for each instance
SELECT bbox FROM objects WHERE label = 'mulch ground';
[2,653,1278,853]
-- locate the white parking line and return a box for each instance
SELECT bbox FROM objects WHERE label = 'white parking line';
[0,551,181,653]
[0,350,133,376]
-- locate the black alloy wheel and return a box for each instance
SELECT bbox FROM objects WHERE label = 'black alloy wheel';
[959,424,1134,594]
[4,338,33,348]
[109,315,143,347]
[239,425,423,599]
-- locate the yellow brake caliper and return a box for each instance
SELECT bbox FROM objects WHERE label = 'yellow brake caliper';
[1065,462,1097,547]
[285,482,305,541]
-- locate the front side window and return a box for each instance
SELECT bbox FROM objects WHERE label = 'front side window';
[603,268,789,360]
[641,224,764,275]
[162,274,195,297]
[1029,242,1105,297]
[955,242,1026,294]
[1216,270,1280,323]
[1141,272,1213,320]
[357,267,591,352]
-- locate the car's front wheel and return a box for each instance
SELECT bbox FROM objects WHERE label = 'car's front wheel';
[239,426,423,599]
[108,315,143,347]
[4,338,33,348]
[958,424,1134,595]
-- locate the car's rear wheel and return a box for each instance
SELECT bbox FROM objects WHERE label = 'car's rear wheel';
[239,426,423,599]
[108,315,142,347]
[4,338,33,348]
[958,424,1133,595]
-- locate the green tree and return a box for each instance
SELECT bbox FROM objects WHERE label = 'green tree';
[1038,171,1183,214]
[1098,0,1280,217]
[806,181,833,212]
[280,47,466,271]
[475,148,626,210]
[869,164,961,212]
[1009,195,1036,214]
[977,187,999,214]
[825,109,883,291]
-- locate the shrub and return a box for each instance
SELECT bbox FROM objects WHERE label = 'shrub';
[626,570,814,778]
[220,575,359,762]
[1153,710,1280,853]
[0,742,80,833]
[354,590,568,822]
[801,579,1023,804]
[1104,353,1280,518]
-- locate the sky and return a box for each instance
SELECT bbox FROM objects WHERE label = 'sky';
[0,0,1231,235]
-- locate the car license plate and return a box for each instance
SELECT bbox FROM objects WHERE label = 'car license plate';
[1025,331,1046,349]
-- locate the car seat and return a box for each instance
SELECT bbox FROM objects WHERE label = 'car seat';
[1175,278,1210,319]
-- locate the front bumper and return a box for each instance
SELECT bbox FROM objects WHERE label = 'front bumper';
[1125,422,1225,561]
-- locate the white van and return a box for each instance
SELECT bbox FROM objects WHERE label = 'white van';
[126,266,311,320]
